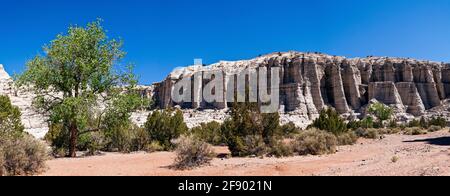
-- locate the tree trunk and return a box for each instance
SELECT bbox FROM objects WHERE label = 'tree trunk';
[68,122,78,158]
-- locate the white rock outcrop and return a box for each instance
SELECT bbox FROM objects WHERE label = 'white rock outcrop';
[0,64,49,139]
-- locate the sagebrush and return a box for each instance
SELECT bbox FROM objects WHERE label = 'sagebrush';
[173,136,215,170]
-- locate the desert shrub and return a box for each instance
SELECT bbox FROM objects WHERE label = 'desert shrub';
[131,126,150,151]
[105,128,133,152]
[0,95,48,176]
[408,117,447,129]
[388,119,398,128]
[280,122,299,137]
[83,132,107,156]
[293,129,338,156]
[408,119,421,128]
[145,141,164,153]
[191,121,225,146]
[173,136,215,170]
[0,96,25,139]
[428,125,441,132]
[355,128,380,139]
[378,128,401,135]
[310,108,347,135]
[360,117,375,129]
[347,120,361,130]
[223,131,268,157]
[144,109,188,151]
[261,112,282,144]
[420,117,429,128]
[44,123,68,155]
[242,135,268,157]
[1,135,48,176]
[267,140,294,158]
[347,117,375,130]
[428,117,447,128]
[337,132,359,145]
[222,102,281,157]
[104,124,151,153]
[0,150,4,176]
[403,127,427,135]
[368,103,393,126]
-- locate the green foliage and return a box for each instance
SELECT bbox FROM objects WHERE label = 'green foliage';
[347,117,375,130]
[145,141,164,153]
[388,119,398,128]
[18,20,142,157]
[360,117,375,129]
[407,116,446,129]
[280,122,299,137]
[293,129,338,155]
[144,109,188,151]
[173,135,215,170]
[221,102,281,157]
[403,127,427,135]
[368,103,393,125]
[310,108,348,135]
[0,95,24,139]
[428,125,441,133]
[0,136,48,176]
[428,116,447,128]
[191,121,224,146]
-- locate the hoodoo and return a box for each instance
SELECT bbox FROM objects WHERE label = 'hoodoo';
[1,52,450,137]
[152,52,450,123]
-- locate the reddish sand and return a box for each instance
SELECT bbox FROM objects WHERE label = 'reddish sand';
[42,130,450,176]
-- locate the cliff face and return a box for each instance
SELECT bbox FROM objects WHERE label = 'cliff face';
[0,64,49,138]
[152,52,450,121]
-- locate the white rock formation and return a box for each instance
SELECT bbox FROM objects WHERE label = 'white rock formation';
[0,64,49,139]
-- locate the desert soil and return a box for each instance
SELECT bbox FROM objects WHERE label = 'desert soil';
[42,130,450,176]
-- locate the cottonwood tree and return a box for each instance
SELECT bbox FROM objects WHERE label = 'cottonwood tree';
[18,20,141,157]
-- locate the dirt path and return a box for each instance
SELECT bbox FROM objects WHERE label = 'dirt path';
[42,130,450,176]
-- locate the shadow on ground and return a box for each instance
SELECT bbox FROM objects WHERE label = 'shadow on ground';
[404,137,450,146]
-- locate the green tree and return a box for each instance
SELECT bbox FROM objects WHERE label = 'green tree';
[18,20,140,157]
[221,102,281,156]
[144,109,188,150]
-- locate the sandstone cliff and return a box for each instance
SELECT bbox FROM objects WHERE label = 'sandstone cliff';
[152,52,450,125]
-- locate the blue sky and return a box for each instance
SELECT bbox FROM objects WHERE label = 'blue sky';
[1,0,450,84]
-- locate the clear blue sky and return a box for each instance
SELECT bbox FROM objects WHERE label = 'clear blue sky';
[1,0,450,84]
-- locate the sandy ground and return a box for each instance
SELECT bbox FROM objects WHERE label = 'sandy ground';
[42,130,450,176]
